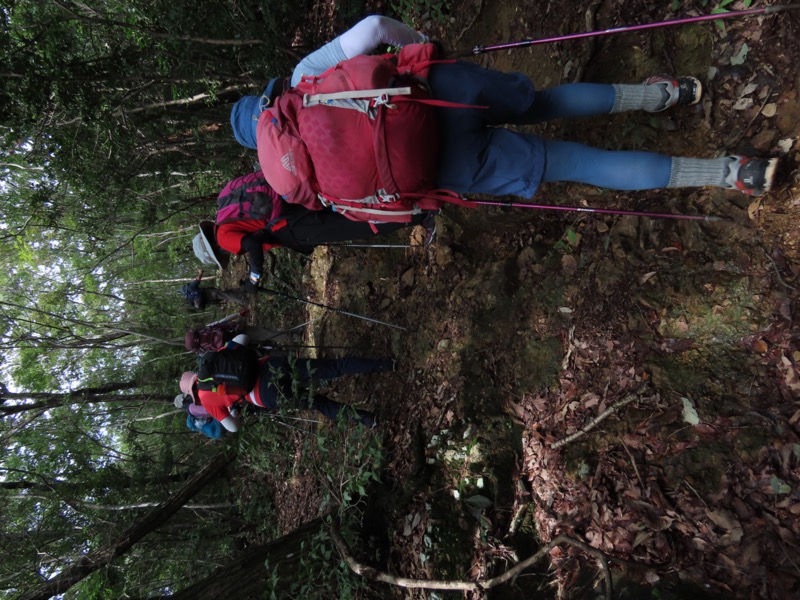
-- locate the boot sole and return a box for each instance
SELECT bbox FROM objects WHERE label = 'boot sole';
[685,77,703,105]
[762,157,778,193]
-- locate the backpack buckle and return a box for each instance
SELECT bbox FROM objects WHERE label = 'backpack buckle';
[376,190,398,204]
[373,94,395,108]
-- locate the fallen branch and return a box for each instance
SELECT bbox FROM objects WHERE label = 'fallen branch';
[618,435,645,489]
[329,520,612,598]
[762,248,797,292]
[550,391,641,450]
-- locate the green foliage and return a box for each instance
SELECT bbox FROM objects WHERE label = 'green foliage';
[0,1,383,597]
[265,515,371,599]
[239,370,383,512]
[306,526,371,598]
[238,408,382,598]
[390,0,452,27]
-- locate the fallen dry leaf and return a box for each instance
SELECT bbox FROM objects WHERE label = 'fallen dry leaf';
[639,271,658,284]
[561,254,578,276]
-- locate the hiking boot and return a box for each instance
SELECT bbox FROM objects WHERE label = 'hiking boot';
[643,75,702,112]
[724,155,778,196]
[421,211,438,246]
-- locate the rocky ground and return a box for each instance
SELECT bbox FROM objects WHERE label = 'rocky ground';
[236,1,800,598]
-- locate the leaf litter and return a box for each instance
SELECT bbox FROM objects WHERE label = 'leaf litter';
[234,0,800,598]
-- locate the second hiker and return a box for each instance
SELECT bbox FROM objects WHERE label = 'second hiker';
[179,333,391,432]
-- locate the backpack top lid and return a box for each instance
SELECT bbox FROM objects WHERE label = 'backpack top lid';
[192,221,228,269]
[231,79,286,149]
[196,346,259,393]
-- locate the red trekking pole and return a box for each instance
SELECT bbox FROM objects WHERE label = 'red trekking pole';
[467,199,727,222]
[449,4,800,57]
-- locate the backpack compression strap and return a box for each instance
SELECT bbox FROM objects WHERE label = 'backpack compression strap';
[303,87,412,107]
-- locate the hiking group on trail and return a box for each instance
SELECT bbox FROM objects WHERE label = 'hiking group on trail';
[180,13,782,437]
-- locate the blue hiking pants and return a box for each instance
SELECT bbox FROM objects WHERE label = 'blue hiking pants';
[428,61,671,197]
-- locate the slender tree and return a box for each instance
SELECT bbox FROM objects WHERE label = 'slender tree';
[15,450,235,600]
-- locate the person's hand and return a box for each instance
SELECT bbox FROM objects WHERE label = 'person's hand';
[428,39,447,56]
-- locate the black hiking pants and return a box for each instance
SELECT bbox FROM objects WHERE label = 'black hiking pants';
[270,204,423,252]
[252,356,390,424]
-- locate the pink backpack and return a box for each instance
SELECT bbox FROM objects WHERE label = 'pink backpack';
[215,171,282,225]
[184,321,241,353]
[256,43,472,223]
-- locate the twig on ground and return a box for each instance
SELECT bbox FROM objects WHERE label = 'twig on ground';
[551,392,641,450]
[507,480,530,537]
[573,0,603,83]
[329,520,613,599]
[453,0,486,46]
[682,478,709,509]
[730,87,773,149]
[618,436,645,490]
[762,248,797,291]
[779,540,800,576]
[561,325,576,370]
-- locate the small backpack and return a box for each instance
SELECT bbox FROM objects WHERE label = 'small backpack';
[257,43,472,224]
[215,171,283,226]
[185,321,242,353]
[196,345,260,393]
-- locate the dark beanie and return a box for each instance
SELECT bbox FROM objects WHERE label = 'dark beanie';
[230,78,286,150]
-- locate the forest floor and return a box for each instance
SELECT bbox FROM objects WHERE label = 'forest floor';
[234,1,800,598]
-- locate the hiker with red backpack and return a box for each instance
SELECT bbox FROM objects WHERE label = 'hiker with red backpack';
[228,14,778,234]
[179,333,390,432]
[191,171,436,292]
[184,311,290,354]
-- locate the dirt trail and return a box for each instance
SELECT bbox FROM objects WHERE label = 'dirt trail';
[284,1,800,598]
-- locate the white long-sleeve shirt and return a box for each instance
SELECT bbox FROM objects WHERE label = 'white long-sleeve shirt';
[291,15,428,86]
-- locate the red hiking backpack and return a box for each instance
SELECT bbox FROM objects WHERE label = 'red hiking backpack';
[215,171,283,226]
[256,43,471,223]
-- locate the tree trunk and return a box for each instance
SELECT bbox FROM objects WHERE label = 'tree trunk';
[0,380,176,416]
[165,518,328,600]
[15,451,235,600]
